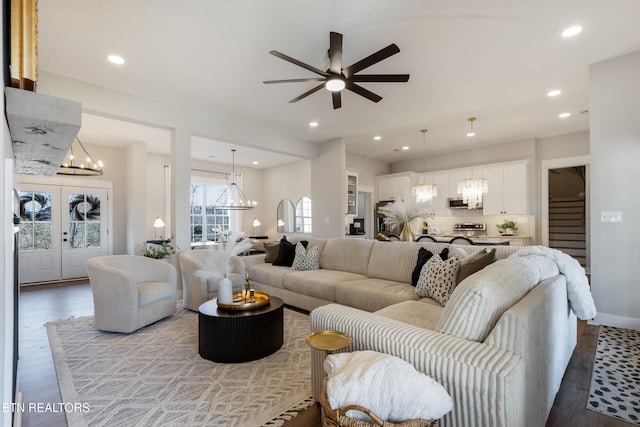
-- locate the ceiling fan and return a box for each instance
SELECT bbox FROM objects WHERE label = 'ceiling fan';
[263,32,409,109]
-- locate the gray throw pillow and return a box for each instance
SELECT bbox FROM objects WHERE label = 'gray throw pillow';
[457,249,496,284]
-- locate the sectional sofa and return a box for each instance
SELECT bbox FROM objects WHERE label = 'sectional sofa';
[242,237,591,427]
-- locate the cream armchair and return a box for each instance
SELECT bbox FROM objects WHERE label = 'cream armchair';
[178,250,246,311]
[86,255,178,333]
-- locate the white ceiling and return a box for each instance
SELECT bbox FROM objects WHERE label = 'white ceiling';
[37,0,640,167]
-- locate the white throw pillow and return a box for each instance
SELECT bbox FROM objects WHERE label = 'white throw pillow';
[415,255,461,306]
[291,243,320,271]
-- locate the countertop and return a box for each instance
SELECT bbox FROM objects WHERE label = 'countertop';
[419,234,529,245]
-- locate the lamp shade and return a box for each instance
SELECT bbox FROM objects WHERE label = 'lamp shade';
[252,218,261,227]
[153,217,165,228]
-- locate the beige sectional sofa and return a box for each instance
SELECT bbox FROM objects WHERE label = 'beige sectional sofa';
[244,237,584,427]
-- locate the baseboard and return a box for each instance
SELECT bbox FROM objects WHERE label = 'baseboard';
[590,312,640,330]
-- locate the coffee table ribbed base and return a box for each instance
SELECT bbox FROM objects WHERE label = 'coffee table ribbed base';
[198,296,284,363]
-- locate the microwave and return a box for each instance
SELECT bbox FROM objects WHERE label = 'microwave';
[448,198,482,210]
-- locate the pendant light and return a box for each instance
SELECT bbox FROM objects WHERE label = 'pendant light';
[457,117,487,209]
[57,137,104,176]
[411,129,437,203]
[212,149,257,210]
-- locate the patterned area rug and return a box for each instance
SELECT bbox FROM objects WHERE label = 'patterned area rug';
[46,306,314,427]
[587,325,640,424]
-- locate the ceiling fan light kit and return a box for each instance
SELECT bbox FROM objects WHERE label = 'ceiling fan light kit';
[264,31,409,109]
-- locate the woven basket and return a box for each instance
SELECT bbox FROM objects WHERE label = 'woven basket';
[320,384,439,427]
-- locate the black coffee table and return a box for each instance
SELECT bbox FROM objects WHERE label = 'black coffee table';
[198,296,284,363]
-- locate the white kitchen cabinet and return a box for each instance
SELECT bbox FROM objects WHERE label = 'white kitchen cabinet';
[423,171,450,216]
[346,170,358,215]
[482,162,529,215]
[375,172,416,202]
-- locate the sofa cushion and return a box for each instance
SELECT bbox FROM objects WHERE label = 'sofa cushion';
[319,238,375,275]
[284,269,367,301]
[273,237,308,267]
[436,255,560,342]
[264,242,280,263]
[291,243,320,271]
[457,248,496,284]
[367,241,449,284]
[415,255,461,306]
[411,247,449,286]
[247,263,292,290]
[375,299,444,330]
[335,278,420,312]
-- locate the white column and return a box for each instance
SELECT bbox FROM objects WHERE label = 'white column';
[125,141,147,254]
[171,127,191,256]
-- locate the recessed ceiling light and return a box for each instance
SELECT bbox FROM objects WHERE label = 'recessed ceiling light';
[562,26,582,38]
[547,89,561,97]
[373,136,382,141]
[309,121,318,127]
[559,112,571,118]
[108,54,125,65]
[402,146,409,150]
[252,161,259,165]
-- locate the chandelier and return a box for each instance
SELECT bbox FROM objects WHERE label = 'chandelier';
[57,137,104,176]
[457,117,487,209]
[212,149,257,210]
[411,129,437,203]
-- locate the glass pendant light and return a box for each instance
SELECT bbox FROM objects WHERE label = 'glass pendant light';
[212,149,257,210]
[457,117,487,209]
[411,129,437,203]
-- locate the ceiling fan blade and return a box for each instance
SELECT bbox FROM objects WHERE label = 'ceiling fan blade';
[263,78,325,84]
[332,91,342,109]
[329,32,343,75]
[343,44,401,78]
[346,82,383,103]
[269,50,329,77]
[350,74,410,83]
[289,83,325,103]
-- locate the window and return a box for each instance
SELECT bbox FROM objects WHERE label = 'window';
[295,196,312,233]
[190,182,230,242]
[19,191,52,251]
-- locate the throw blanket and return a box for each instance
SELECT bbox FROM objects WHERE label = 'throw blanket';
[324,350,453,422]
[510,246,596,320]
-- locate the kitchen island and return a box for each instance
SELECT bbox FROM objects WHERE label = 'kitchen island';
[418,235,513,245]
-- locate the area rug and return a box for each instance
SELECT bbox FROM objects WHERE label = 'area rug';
[46,306,314,427]
[587,325,640,424]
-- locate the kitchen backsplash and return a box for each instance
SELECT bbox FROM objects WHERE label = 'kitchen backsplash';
[416,214,535,237]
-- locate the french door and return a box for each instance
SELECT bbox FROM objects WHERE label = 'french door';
[18,184,109,284]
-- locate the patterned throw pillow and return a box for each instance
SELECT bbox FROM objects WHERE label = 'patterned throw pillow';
[411,247,449,286]
[291,244,320,271]
[415,255,461,306]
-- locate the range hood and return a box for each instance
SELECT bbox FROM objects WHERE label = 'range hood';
[5,87,81,176]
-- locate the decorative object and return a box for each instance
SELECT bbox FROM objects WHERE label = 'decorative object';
[273,237,308,267]
[497,219,518,235]
[277,199,295,233]
[415,255,462,306]
[411,129,438,203]
[153,216,165,239]
[588,325,640,425]
[57,137,104,176]
[194,237,253,282]
[143,239,175,259]
[46,305,314,427]
[457,117,488,209]
[305,330,352,353]
[378,199,431,242]
[215,290,271,311]
[252,218,261,236]
[291,243,320,271]
[217,276,233,305]
[211,149,257,210]
[411,247,449,286]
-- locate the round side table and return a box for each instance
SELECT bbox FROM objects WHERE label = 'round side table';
[306,330,352,354]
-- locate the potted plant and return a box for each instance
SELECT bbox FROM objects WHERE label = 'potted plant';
[497,219,518,235]
[143,240,176,259]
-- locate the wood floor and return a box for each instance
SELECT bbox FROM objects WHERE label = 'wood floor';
[17,282,631,427]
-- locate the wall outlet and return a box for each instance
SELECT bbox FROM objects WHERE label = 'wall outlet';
[600,211,622,222]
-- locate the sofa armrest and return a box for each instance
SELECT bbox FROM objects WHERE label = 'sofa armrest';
[243,253,266,269]
[310,304,526,427]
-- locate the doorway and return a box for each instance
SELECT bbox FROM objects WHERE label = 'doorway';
[17,184,110,284]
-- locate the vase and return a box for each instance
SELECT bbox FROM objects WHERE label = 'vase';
[400,222,415,242]
[218,277,233,305]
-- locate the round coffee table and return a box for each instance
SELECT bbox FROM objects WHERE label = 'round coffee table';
[198,296,284,363]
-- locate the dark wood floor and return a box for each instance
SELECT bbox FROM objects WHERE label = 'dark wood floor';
[17,282,631,427]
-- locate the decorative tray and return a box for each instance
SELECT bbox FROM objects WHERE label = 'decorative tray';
[216,291,270,311]
[305,330,352,352]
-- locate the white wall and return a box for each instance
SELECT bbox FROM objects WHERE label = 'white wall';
[590,51,640,329]
[311,139,346,238]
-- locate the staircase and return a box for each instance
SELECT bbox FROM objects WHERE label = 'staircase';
[549,198,587,267]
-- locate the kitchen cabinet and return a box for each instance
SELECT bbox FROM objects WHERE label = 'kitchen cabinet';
[482,162,529,215]
[448,167,483,198]
[423,172,450,216]
[375,172,416,202]
[346,170,358,215]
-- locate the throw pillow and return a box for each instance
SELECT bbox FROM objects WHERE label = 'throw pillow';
[448,247,468,259]
[291,244,320,271]
[263,242,280,263]
[457,248,496,284]
[411,247,449,286]
[273,237,309,267]
[415,255,461,306]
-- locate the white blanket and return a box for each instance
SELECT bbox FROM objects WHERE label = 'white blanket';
[324,350,453,422]
[510,246,596,320]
